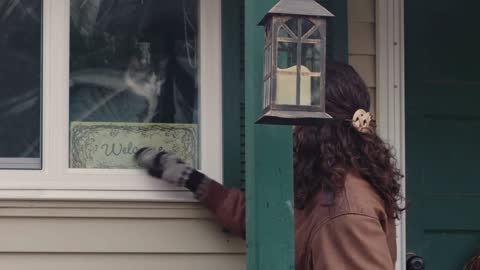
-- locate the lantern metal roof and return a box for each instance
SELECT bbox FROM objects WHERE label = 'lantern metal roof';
[259,0,334,25]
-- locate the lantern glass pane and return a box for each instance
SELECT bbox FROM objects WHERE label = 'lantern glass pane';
[299,42,322,106]
[301,43,322,72]
[285,18,315,38]
[278,26,294,38]
[299,18,315,37]
[277,42,297,69]
[263,44,272,109]
[297,64,313,106]
[311,76,321,105]
[285,19,298,37]
[276,41,297,105]
[263,78,271,108]
[264,44,272,77]
[306,27,321,39]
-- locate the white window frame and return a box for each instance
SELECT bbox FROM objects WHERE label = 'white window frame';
[0,0,223,202]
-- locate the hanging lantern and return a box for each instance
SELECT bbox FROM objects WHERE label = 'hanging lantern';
[257,0,334,125]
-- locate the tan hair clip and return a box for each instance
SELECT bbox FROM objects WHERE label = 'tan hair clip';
[352,109,373,134]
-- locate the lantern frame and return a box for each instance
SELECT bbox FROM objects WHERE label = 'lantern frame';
[256,0,334,125]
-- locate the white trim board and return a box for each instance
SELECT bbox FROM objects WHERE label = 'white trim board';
[0,0,223,202]
[376,0,406,269]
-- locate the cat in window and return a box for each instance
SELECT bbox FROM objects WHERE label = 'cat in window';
[124,43,166,122]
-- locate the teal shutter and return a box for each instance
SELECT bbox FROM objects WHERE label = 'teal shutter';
[222,0,245,189]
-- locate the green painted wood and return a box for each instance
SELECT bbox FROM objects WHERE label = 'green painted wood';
[222,0,244,189]
[245,0,294,269]
[405,1,480,268]
[244,1,348,269]
[316,0,348,63]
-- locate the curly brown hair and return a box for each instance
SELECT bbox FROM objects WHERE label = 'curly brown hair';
[464,255,480,270]
[293,62,404,219]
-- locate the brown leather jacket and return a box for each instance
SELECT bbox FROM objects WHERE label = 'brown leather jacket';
[197,174,396,270]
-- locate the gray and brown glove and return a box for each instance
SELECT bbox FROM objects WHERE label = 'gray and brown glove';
[134,147,208,194]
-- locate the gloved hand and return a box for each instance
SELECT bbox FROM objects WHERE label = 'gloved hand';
[134,147,206,190]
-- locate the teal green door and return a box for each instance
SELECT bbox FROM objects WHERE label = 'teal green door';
[406,1,480,268]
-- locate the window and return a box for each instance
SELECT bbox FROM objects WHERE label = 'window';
[0,0,222,201]
[69,1,200,169]
[0,0,42,169]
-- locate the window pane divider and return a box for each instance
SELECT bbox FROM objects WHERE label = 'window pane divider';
[199,0,223,182]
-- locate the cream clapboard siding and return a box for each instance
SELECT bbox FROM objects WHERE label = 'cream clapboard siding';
[0,254,245,270]
[0,200,245,270]
[348,0,377,114]
[0,3,376,270]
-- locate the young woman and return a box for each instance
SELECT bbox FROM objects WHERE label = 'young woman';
[135,62,404,269]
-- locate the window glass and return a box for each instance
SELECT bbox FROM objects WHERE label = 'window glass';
[300,42,322,105]
[69,0,199,169]
[276,41,297,105]
[0,0,42,169]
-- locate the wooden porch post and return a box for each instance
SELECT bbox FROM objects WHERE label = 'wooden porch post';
[243,1,348,269]
[244,0,295,269]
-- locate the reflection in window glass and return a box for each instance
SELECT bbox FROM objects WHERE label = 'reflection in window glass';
[285,19,298,37]
[69,0,199,169]
[300,42,322,106]
[0,0,42,169]
[278,26,293,38]
[302,43,321,73]
[299,18,314,37]
[277,42,296,69]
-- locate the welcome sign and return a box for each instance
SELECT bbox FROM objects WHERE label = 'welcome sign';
[70,122,199,169]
